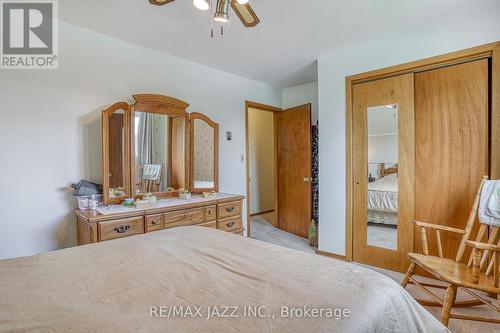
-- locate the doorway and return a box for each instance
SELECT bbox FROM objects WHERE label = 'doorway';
[247,106,281,238]
[245,101,314,253]
[246,102,279,239]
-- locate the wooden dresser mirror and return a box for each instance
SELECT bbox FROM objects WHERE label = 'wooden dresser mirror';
[190,113,219,193]
[102,102,131,205]
[101,94,219,205]
[130,94,190,198]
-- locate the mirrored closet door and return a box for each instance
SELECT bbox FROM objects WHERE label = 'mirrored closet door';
[352,74,415,273]
[367,105,399,250]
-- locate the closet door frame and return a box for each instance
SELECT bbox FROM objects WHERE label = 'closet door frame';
[345,41,500,262]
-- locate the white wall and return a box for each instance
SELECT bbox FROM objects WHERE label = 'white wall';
[368,135,398,164]
[0,21,281,260]
[368,135,398,179]
[248,108,275,214]
[317,4,500,255]
[282,81,318,124]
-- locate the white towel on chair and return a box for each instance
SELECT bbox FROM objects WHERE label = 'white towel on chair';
[479,180,500,227]
[142,164,161,181]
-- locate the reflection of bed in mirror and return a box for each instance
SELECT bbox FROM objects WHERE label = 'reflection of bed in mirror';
[368,163,398,225]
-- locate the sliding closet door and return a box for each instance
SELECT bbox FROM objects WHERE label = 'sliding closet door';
[415,59,489,260]
[352,74,414,273]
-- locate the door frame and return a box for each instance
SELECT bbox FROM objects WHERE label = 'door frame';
[245,101,282,237]
[345,42,500,262]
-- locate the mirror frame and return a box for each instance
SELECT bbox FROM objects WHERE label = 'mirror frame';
[102,102,131,205]
[130,94,191,198]
[189,112,219,193]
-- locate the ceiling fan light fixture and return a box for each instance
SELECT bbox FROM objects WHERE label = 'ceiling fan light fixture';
[213,13,229,23]
[236,0,249,4]
[214,0,230,23]
[193,0,210,11]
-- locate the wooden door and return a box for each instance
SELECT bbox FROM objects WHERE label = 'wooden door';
[415,60,489,260]
[276,104,312,238]
[352,74,415,273]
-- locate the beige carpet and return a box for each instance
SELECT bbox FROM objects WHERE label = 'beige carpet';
[367,223,397,250]
[250,213,315,254]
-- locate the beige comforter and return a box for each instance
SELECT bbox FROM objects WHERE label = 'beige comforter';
[0,227,447,333]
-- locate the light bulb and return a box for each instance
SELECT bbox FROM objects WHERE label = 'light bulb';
[214,17,229,23]
[193,0,210,11]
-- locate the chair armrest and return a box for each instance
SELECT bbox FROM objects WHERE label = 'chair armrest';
[466,241,500,252]
[414,221,466,235]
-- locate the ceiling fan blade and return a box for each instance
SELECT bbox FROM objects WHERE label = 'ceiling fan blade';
[149,0,175,6]
[231,0,260,27]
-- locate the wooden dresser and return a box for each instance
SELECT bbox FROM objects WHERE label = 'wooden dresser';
[75,194,244,245]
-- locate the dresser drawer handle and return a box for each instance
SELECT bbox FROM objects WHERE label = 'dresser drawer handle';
[226,221,235,228]
[151,220,160,225]
[225,207,235,213]
[114,225,130,233]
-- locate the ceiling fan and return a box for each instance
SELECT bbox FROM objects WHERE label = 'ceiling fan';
[149,0,260,30]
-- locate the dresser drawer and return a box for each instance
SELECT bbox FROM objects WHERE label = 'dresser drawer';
[98,217,144,241]
[163,208,205,229]
[217,216,242,233]
[217,201,242,219]
[145,214,163,232]
[199,221,217,229]
[204,205,217,222]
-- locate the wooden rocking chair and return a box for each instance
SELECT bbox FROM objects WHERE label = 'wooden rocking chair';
[401,176,500,326]
[137,164,163,194]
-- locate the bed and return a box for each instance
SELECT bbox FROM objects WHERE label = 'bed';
[0,227,447,333]
[368,164,398,225]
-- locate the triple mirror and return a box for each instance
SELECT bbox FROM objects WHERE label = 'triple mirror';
[102,94,219,205]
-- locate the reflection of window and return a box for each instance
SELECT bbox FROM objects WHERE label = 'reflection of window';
[134,115,140,158]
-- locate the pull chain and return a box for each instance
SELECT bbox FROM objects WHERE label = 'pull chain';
[210,0,214,38]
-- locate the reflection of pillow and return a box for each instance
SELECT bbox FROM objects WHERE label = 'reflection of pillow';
[143,164,161,180]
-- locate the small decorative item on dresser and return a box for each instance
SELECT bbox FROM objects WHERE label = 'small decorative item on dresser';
[123,198,135,207]
[135,199,151,209]
[144,193,157,204]
[179,190,192,200]
[202,191,217,199]
[110,187,126,198]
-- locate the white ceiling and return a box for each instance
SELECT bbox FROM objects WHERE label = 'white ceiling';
[368,105,398,136]
[60,0,495,88]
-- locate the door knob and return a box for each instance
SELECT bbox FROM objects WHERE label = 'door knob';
[303,177,312,182]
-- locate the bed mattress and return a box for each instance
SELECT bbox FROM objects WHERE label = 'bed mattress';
[0,227,447,333]
[368,173,398,213]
